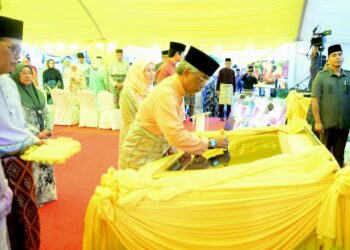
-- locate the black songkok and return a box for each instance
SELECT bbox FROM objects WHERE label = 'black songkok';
[185,46,220,76]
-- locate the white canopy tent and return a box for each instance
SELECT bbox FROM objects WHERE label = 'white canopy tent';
[1,0,349,86]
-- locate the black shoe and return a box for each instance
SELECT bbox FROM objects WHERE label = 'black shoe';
[220,117,224,121]
[189,118,193,122]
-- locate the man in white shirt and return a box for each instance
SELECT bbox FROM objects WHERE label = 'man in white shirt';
[0,16,41,250]
[76,52,90,86]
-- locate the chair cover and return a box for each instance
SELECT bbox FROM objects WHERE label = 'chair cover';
[77,90,100,128]
[37,87,55,122]
[97,91,121,130]
[51,89,79,125]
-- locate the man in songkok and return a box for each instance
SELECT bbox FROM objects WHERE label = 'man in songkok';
[120,46,229,170]
[155,49,169,71]
[216,58,236,121]
[0,16,41,250]
[76,52,90,86]
[109,48,130,107]
[311,44,350,167]
[156,41,186,84]
[241,65,258,95]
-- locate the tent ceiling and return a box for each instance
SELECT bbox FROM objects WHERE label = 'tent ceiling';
[299,0,350,46]
[1,0,304,51]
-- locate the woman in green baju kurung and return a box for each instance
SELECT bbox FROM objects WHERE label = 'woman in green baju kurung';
[11,63,57,207]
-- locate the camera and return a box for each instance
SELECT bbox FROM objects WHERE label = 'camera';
[310,27,332,51]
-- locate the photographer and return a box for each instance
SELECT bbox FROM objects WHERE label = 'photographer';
[309,45,327,90]
[306,29,331,134]
[308,28,331,90]
[241,65,258,95]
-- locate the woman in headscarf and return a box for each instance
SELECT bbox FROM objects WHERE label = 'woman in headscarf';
[202,75,219,117]
[42,59,63,104]
[89,57,108,95]
[119,58,155,148]
[65,62,86,95]
[11,63,57,207]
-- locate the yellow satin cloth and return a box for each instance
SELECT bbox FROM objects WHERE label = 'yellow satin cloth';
[21,137,81,164]
[83,123,350,249]
[285,90,311,124]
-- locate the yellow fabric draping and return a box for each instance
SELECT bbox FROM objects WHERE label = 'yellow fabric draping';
[83,123,349,249]
[1,0,304,51]
[316,167,350,249]
[21,137,81,164]
[285,90,311,124]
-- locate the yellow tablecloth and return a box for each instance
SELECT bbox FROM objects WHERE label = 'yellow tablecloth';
[83,123,349,250]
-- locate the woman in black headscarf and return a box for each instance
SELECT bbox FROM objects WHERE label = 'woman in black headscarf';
[42,59,63,104]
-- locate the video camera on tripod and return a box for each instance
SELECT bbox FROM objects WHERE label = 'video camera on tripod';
[310,26,332,51]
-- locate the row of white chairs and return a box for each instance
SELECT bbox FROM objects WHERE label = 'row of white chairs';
[49,89,121,130]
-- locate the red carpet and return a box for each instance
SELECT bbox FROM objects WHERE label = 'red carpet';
[39,118,225,250]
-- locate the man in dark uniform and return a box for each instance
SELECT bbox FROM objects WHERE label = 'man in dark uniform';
[312,44,350,167]
[216,58,236,121]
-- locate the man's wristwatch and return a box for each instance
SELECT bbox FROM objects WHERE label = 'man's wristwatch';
[208,138,217,149]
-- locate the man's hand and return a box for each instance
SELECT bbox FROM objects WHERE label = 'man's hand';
[179,152,191,164]
[216,91,220,96]
[163,146,178,156]
[38,129,51,139]
[314,122,324,133]
[0,187,13,218]
[210,135,229,149]
[311,45,318,59]
[116,83,123,91]
[35,139,46,146]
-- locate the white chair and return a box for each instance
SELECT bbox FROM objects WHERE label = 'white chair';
[97,91,121,130]
[37,87,55,122]
[191,112,211,132]
[52,89,79,126]
[77,90,100,128]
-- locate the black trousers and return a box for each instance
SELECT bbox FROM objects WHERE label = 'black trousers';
[219,104,231,119]
[320,128,349,167]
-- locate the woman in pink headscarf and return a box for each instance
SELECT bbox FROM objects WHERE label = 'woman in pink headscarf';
[119,58,155,148]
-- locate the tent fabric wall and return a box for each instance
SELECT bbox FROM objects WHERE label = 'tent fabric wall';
[1,0,304,51]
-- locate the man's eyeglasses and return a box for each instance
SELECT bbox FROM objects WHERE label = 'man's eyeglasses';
[6,44,23,56]
[196,73,209,84]
[144,69,156,73]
